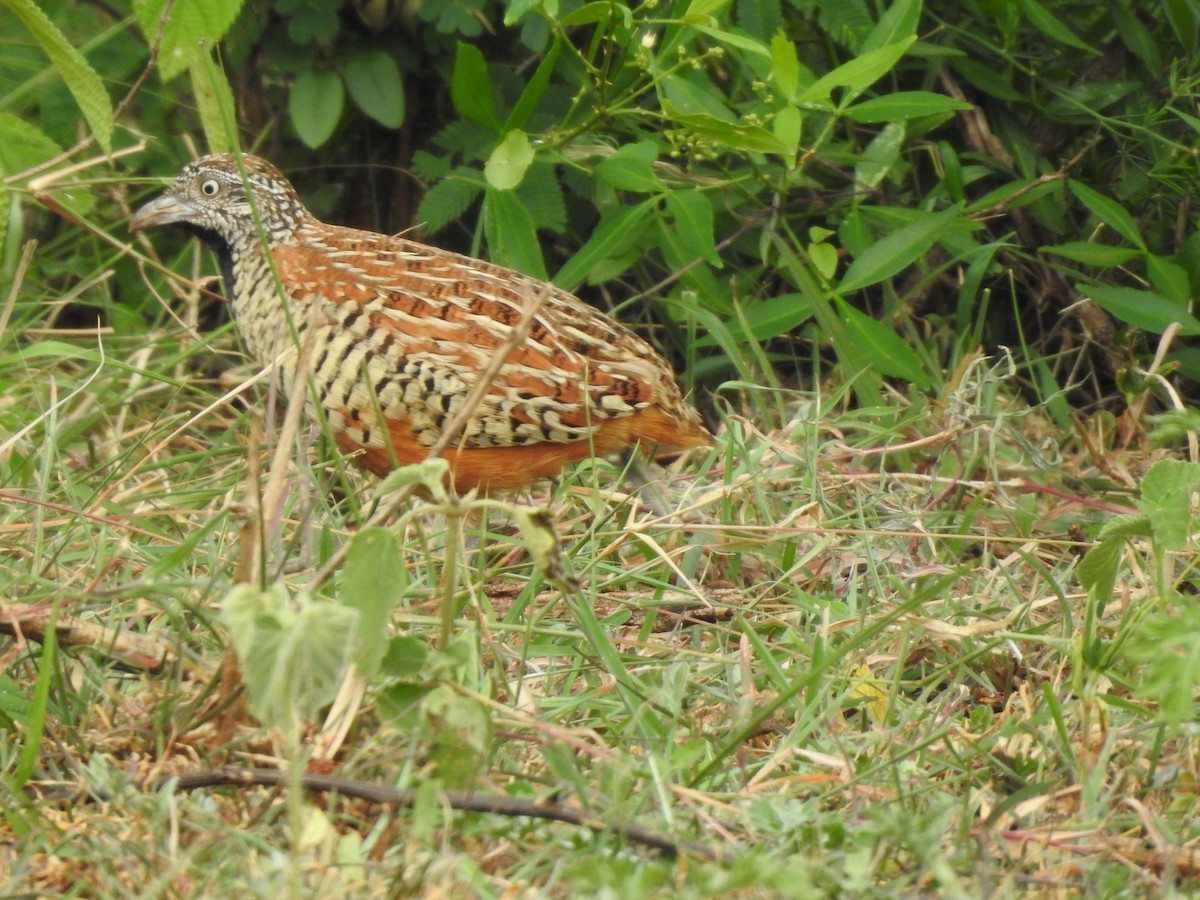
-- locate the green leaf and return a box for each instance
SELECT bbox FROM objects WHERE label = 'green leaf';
[422,684,491,789]
[665,189,721,266]
[595,141,661,193]
[554,199,655,290]
[1082,284,1200,336]
[835,298,932,388]
[798,36,916,104]
[770,31,800,99]
[1076,535,1123,602]
[1138,460,1200,550]
[133,0,245,82]
[483,188,547,279]
[290,68,345,148]
[843,91,973,123]
[484,130,535,191]
[222,584,358,728]
[377,457,450,494]
[506,37,561,131]
[5,0,113,152]
[838,205,967,293]
[1015,0,1099,54]
[415,167,485,235]
[341,527,407,678]
[1146,255,1191,305]
[665,110,788,154]
[1129,606,1200,726]
[855,121,905,190]
[516,162,566,234]
[451,41,500,132]
[694,293,813,345]
[773,105,802,159]
[1039,242,1140,267]
[188,50,238,154]
[343,50,405,129]
[1069,181,1144,248]
[692,24,771,57]
[862,0,921,52]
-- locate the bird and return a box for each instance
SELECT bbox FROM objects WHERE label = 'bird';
[129,153,712,491]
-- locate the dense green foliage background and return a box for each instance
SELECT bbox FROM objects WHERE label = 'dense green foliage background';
[6,0,1200,417]
[4,0,1200,894]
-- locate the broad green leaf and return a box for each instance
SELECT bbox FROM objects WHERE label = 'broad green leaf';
[554,199,655,290]
[595,141,661,193]
[344,50,405,129]
[484,129,535,191]
[377,457,450,494]
[451,41,500,132]
[1015,0,1099,54]
[290,68,344,148]
[1138,460,1200,550]
[665,109,788,154]
[341,527,407,678]
[483,188,547,279]
[133,0,245,82]
[665,188,720,266]
[222,584,358,728]
[188,50,237,153]
[1076,534,1123,601]
[843,91,973,123]
[835,297,932,388]
[6,0,113,152]
[1069,181,1144,248]
[1039,242,1140,267]
[770,31,800,99]
[1083,284,1200,336]
[798,37,916,104]
[838,204,967,293]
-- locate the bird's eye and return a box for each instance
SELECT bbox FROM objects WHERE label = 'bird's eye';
[200,179,220,197]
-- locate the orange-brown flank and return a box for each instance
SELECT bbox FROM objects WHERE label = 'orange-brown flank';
[131,154,712,491]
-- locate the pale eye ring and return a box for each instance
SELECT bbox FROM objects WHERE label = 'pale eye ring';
[200,179,220,196]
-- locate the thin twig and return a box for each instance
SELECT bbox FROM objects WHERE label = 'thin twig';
[155,766,724,861]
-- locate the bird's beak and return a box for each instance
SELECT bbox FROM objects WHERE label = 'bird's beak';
[129,193,197,232]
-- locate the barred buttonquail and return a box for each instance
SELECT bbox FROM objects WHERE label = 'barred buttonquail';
[130,154,711,491]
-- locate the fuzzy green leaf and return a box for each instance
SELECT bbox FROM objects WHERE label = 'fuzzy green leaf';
[5,0,113,152]
[222,584,358,728]
[416,167,485,234]
[341,527,407,678]
[133,0,245,82]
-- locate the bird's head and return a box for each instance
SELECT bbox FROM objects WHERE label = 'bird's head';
[130,153,311,248]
